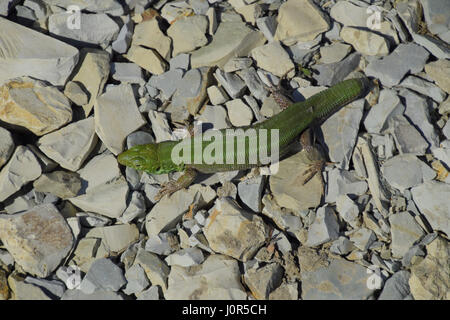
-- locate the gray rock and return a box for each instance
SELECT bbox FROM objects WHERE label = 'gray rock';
[389,115,429,155]
[85,224,139,253]
[400,89,439,148]
[251,41,295,78]
[112,19,133,54]
[238,67,268,102]
[95,84,146,155]
[145,232,177,256]
[8,275,52,300]
[136,285,160,300]
[330,236,354,255]
[76,212,112,228]
[38,117,97,171]
[126,131,155,148]
[79,258,126,294]
[364,89,404,134]
[165,247,205,267]
[237,176,264,212]
[325,168,368,203]
[320,42,352,64]
[0,204,73,278]
[301,258,375,300]
[0,0,20,16]
[382,154,435,191]
[61,289,123,300]
[365,43,430,87]
[306,205,340,247]
[411,181,450,236]
[170,67,212,115]
[111,62,144,84]
[203,197,268,262]
[33,171,81,199]
[133,248,170,292]
[148,69,184,100]
[244,263,284,300]
[120,191,146,223]
[165,254,247,299]
[400,75,446,103]
[256,16,277,42]
[145,185,215,236]
[214,69,247,99]
[41,0,124,15]
[322,98,365,169]
[169,53,190,71]
[0,127,14,169]
[49,12,119,48]
[335,194,360,228]
[0,17,79,86]
[312,53,361,86]
[24,276,66,299]
[419,0,450,38]
[378,271,412,300]
[123,264,150,296]
[349,228,376,251]
[0,145,42,202]
[389,211,425,258]
[64,81,89,106]
[197,105,230,130]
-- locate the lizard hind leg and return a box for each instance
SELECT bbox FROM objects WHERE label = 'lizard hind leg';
[155,167,198,201]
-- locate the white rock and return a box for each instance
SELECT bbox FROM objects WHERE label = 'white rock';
[37,117,98,171]
[0,17,78,86]
[0,146,41,202]
[77,153,121,192]
[95,84,146,155]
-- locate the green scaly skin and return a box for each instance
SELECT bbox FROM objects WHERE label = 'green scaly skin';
[117,77,371,197]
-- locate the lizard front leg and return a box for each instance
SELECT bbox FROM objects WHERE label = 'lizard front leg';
[155,167,198,201]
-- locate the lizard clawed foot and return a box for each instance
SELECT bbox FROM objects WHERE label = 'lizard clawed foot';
[300,159,325,185]
[155,181,183,201]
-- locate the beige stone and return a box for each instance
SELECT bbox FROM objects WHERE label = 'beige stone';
[132,19,172,60]
[0,78,72,136]
[425,59,450,93]
[126,45,168,75]
[275,0,329,45]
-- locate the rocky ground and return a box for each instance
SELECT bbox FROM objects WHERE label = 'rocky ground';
[0,0,449,300]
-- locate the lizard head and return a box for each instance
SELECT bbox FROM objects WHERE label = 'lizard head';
[118,143,161,174]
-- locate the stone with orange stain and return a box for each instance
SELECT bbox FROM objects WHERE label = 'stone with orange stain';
[0,204,74,278]
[0,77,72,136]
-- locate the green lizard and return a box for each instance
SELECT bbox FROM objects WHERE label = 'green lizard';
[118,77,372,200]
